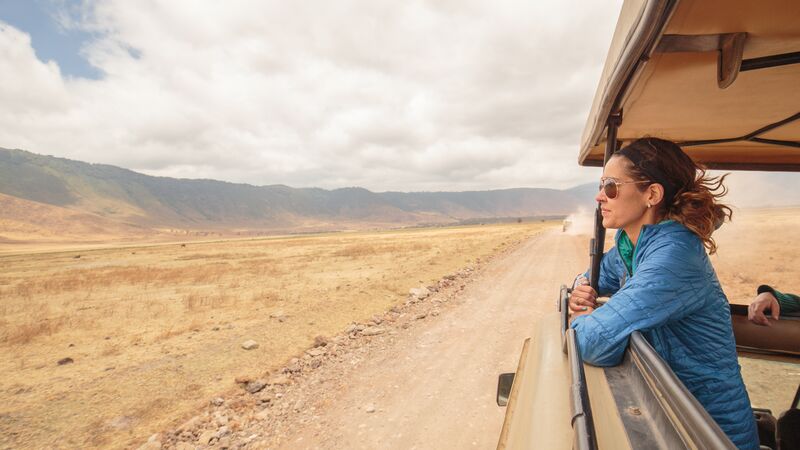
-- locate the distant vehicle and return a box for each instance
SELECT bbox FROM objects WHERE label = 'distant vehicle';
[496,1,800,449]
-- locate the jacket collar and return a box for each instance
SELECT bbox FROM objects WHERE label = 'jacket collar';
[614,219,681,249]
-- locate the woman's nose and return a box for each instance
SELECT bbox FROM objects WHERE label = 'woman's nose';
[595,188,605,203]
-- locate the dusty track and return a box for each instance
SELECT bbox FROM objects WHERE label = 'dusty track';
[156,210,800,449]
[276,229,585,449]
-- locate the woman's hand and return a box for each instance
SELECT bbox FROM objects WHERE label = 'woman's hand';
[748,292,780,326]
[569,283,598,318]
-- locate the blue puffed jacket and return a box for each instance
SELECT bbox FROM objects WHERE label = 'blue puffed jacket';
[570,221,759,449]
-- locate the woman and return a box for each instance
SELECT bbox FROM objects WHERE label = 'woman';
[568,137,759,449]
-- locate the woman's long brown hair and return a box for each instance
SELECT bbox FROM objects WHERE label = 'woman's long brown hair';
[616,137,732,254]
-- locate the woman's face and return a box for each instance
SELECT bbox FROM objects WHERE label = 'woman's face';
[596,155,650,230]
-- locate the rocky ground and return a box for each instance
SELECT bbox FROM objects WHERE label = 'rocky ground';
[136,208,800,449]
[145,238,531,450]
[2,222,548,450]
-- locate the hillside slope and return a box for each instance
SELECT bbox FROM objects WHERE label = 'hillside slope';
[0,147,594,232]
[0,193,153,244]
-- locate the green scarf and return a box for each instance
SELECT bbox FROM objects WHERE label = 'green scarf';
[618,232,636,276]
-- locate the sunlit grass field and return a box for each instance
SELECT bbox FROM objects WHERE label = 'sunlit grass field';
[0,221,552,449]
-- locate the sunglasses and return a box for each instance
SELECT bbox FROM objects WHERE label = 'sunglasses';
[599,178,651,199]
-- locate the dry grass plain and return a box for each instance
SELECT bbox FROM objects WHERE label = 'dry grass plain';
[711,207,800,416]
[2,208,799,449]
[0,221,550,449]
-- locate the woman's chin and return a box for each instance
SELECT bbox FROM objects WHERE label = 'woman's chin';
[602,218,617,229]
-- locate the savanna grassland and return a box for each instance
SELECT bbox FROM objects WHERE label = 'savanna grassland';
[0,221,552,449]
[711,208,800,415]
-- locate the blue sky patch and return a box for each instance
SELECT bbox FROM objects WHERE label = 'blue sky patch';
[0,0,102,79]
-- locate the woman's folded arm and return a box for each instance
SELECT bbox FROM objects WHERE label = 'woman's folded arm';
[571,242,705,366]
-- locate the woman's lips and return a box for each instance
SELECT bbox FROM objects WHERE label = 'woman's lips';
[601,208,610,216]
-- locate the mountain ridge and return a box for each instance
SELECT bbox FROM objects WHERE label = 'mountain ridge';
[0,147,594,235]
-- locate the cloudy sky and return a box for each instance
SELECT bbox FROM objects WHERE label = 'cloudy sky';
[0,0,634,192]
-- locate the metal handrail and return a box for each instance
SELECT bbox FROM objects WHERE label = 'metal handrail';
[566,328,598,450]
[561,285,598,450]
[629,332,735,449]
[560,285,570,353]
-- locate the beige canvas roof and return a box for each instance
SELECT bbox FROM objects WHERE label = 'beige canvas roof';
[580,0,800,170]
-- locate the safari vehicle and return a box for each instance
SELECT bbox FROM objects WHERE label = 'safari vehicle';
[496,0,800,448]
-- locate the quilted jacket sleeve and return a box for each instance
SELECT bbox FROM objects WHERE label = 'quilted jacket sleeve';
[571,239,707,366]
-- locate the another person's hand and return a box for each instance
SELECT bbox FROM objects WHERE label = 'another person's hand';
[569,278,598,319]
[748,292,780,326]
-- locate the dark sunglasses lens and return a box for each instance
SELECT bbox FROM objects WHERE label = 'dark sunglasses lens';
[603,180,618,199]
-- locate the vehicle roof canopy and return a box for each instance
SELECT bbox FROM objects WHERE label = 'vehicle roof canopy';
[580,0,800,171]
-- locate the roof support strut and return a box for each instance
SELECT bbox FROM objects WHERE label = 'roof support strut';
[741,51,800,72]
[655,33,747,89]
[681,111,800,149]
[589,113,621,290]
[718,33,747,89]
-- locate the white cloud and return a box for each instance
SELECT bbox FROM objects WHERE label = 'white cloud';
[0,0,623,191]
[0,24,70,112]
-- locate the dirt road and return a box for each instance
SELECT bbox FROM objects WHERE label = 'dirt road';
[155,210,800,449]
[277,229,585,449]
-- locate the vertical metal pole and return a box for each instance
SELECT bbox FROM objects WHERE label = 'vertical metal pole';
[602,114,621,173]
[589,113,621,291]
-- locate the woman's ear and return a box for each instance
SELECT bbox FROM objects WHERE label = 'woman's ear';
[648,183,665,207]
